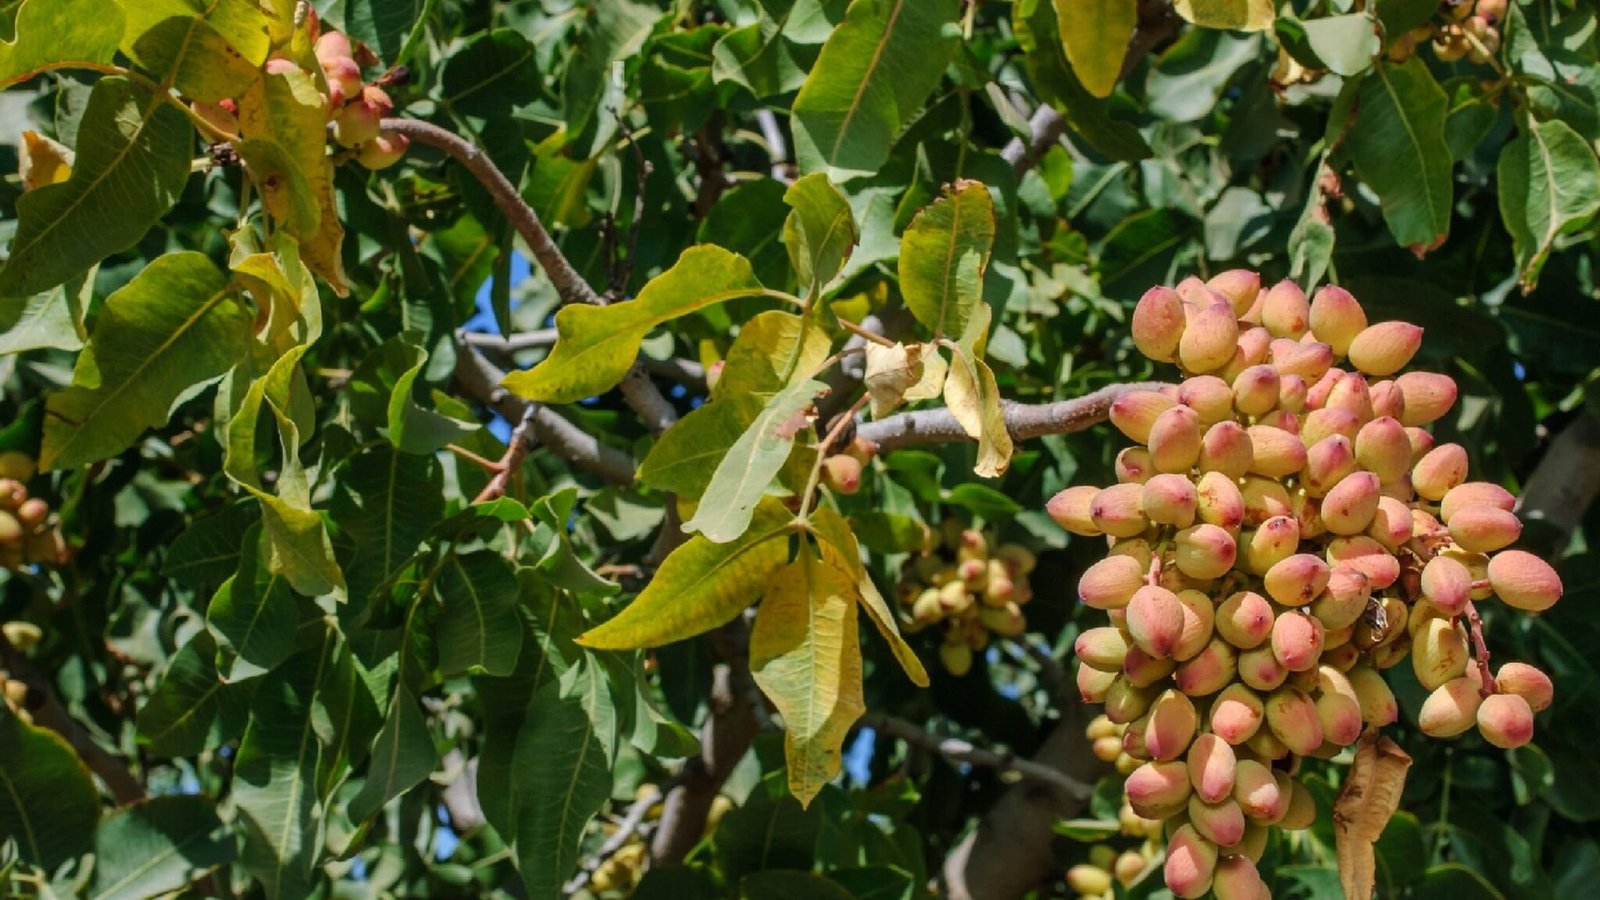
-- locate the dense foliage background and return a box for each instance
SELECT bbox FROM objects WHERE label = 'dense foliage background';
[0,0,1597,897]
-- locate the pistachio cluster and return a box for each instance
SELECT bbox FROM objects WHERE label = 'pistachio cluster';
[193,18,409,171]
[895,520,1037,675]
[1388,0,1506,64]
[1048,272,1562,898]
[0,452,66,571]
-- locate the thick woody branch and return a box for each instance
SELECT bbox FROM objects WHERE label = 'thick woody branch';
[382,118,601,306]
[857,382,1167,453]
[0,633,145,805]
[452,334,635,485]
[862,711,1093,801]
[650,620,760,865]
[1517,407,1600,557]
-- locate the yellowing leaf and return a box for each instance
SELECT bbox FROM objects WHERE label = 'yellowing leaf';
[504,245,769,404]
[236,67,348,295]
[0,0,124,90]
[750,544,866,806]
[810,507,929,688]
[712,310,833,402]
[1054,0,1137,98]
[863,341,925,419]
[578,500,794,649]
[1172,0,1275,31]
[941,305,1012,477]
[19,131,72,190]
[899,180,996,339]
[682,379,826,544]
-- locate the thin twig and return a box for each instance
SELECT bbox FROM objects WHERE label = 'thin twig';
[563,782,674,895]
[472,406,539,503]
[1463,601,1494,698]
[862,711,1094,802]
[451,333,635,484]
[839,318,897,347]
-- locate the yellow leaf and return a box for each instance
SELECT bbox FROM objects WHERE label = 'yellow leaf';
[577,499,794,649]
[809,507,929,687]
[749,543,866,806]
[1334,731,1413,900]
[863,341,926,419]
[19,131,72,191]
[1172,0,1276,31]
[1054,0,1137,98]
[941,304,1012,477]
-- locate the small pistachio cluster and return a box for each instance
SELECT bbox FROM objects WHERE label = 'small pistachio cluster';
[1,621,42,723]
[895,521,1037,675]
[0,452,66,570]
[1065,819,1162,900]
[193,20,408,171]
[1047,271,1562,899]
[1389,0,1505,64]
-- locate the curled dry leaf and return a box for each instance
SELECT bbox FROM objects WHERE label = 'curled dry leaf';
[1334,730,1413,900]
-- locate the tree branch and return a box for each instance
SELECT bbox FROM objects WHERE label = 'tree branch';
[857,382,1166,453]
[941,702,1109,900]
[452,333,635,485]
[1517,406,1600,557]
[381,118,601,306]
[0,632,145,805]
[650,620,761,865]
[862,711,1094,801]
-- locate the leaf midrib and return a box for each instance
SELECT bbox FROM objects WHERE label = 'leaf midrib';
[828,0,908,164]
[48,282,234,466]
[8,82,169,271]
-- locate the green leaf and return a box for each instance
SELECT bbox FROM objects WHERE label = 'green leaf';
[163,500,260,589]
[740,871,857,900]
[330,445,444,605]
[783,173,858,298]
[437,551,524,677]
[510,681,614,900]
[1496,117,1600,292]
[235,633,377,898]
[683,378,827,543]
[0,707,100,871]
[578,500,793,649]
[129,7,268,102]
[342,0,425,64]
[945,483,1023,518]
[941,306,1012,478]
[387,347,479,454]
[0,77,193,297]
[1014,0,1152,161]
[638,396,768,496]
[1054,0,1136,98]
[791,0,961,179]
[41,252,249,470]
[0,273,89,354]
[809,507,929,687]
[347,684,437,822]
[1172,0,1274,30]
[503,245,769,404]
[208,524,299,680]
[714,309,834,402]
[0,0,123,89]
[137,631,235,757]
[89,796,234,900]
[439,28,542,118]
[899,180,996,339]
[750,544,866,806]
[1348,59,1453,253]
[1300,14,1380,77]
